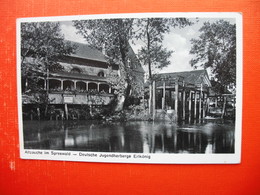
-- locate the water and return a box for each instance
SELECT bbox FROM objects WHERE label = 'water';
[23,120,235,154]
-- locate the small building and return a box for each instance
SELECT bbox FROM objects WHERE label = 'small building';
[151,69,212,121]
[208,86,236,119]
[21,41,144,120]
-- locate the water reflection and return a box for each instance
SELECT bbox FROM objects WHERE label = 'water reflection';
[23,120,235,153]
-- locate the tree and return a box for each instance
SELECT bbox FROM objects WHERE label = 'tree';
[74,18,192,113]
[189,20,236,92]
[134,18,192,115]
[135,18,192,79]
[21,21,75,117]
[21,22,75,76]
[73,18,136,112]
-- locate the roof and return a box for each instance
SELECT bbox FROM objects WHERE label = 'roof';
[127,45,145,74]
[49,71,109,83]
[69,41,107,63]
[68,41,144,73]
[155,69,211,87]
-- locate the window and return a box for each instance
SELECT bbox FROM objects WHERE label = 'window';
[98,71,105,77]
[70,68,81,74]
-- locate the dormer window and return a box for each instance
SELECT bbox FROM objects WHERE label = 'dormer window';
[71,68,81,74]
[98,71,105,77]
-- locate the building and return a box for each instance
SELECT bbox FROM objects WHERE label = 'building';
[208,83,236,119]
[21,41,144,120]
[152,69,212,121]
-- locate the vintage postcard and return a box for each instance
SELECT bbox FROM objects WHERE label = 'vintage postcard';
[17,12,242,164]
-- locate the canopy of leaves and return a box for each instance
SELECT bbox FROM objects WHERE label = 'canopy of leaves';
[73,18,138,103]
[73,17,192,111]
[134,18,192,78]
[73,19,134,66]
[137,43,173,72]
[190,20,236,88]
[21,22,75,77]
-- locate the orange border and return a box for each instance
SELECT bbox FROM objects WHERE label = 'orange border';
[0,0,260,194]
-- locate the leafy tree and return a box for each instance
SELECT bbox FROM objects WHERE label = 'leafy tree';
[21,21,75,117]
[134,18,192,115]
[135,18,192,79]
[21,22,75,92]
[74,18,192,113]
[74,18,136,112]
[189,20,236,92]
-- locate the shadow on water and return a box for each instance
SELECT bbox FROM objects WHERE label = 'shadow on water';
[23,119,235,154]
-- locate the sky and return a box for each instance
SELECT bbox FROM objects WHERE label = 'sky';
[60,17,235,76]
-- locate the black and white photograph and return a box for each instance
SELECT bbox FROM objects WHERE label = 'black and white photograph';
[17,13,242,163]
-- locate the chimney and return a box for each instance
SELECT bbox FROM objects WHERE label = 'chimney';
[102,43,106,55]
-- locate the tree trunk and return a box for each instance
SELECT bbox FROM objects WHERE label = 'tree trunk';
[114,95,126,112]
[149,83,152,115]
[113,82,130,112]
[146,19,153,117]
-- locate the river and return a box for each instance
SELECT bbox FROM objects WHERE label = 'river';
[23,120,235,154]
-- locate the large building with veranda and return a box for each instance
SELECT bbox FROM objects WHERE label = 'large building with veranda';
[21,41,145,120]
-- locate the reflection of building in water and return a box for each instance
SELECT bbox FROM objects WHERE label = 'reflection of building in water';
[205,141,213,154]
[22,41,144,120]
[23,121,235,153]
[142,122,234,154]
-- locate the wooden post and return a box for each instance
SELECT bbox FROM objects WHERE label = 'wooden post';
[37,107,40,120]
[203,93,206,118]
[74,81,77,90]
[215,97,218,108]
[182,90,186,120]
[175,80,179,122]
[206,96,210,116]
[221,96,227,119]
[199,84,202,120]
[97,83,100,92]
[189,91,192,122]
[173,131,177,152]
[194,91,197,119]
[65,104,69,120]
[61,80,63,90]
[86,82,89,91]
[162,81,166,110]
[152,80,156,121]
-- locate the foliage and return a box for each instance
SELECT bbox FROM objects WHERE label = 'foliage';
[73,19,134,66]
[73,18,192,112]
[74,19,137,111]
[21,21,76,118]
[189,20,236,89]
[21,22,76,92]
[135,18,192,79]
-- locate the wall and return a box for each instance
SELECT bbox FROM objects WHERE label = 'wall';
[0,0,260,195]
[49,93,113,104]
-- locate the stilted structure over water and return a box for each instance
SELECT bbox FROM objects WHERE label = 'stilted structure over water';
[207,88,236,119]
[150,70,212,122]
